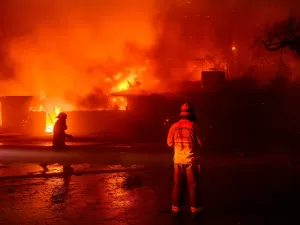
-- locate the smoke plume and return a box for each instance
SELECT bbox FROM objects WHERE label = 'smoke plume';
[1,0,300,107]
[0,0,156,108]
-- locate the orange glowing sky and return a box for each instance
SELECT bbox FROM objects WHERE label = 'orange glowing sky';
[0,0,156,100]
[1,0,300,102]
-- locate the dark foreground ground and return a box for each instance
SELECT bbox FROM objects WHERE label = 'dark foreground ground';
[0,142,299,225]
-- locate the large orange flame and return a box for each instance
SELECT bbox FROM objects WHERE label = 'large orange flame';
[29,105,60,133]
[108,68,144,110]
[28,67,145,132]
[45,106,61,133]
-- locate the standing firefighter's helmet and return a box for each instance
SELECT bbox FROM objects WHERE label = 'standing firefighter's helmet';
[180,102,195,116]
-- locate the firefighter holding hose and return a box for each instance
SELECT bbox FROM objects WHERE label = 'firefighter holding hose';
[52,112,73,148]
[167,102,204,216]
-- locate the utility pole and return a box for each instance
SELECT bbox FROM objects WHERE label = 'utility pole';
[190,58,213,80]
[191,58,207,72]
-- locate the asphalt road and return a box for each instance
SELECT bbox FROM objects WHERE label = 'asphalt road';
[0,144,299,225]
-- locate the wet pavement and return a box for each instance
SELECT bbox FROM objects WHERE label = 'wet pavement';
[0,171,159,225]
[0,145,299,225]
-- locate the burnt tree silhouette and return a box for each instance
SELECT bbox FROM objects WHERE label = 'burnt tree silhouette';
[257,17,300,56]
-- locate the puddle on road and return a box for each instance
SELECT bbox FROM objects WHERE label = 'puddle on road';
[0,163,144,178]
[0,169,157,225]
[0,163,297,225]
[0,142,132,148]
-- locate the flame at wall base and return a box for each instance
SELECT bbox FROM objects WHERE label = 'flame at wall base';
[45,106,61,133]
[29,69,136,133]
[30,105,61,133]
[111,97,128,110]
[46,126,54,133]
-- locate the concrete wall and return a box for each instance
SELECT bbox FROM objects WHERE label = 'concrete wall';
[0,96,33,132]
[26,111,46,135]
[66,111,134,138]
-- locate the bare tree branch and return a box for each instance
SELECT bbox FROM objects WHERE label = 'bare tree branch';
[256,16,300,56]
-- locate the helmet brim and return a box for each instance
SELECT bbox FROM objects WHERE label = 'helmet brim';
[180,111,194,116]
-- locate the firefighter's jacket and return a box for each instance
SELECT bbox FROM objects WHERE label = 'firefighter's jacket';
[167,119,202,164]
[53,119,68,147]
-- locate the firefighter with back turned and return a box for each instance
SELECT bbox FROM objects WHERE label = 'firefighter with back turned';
[167,102,204,216]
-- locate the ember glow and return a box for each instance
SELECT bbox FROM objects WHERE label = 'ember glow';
[232,44,237,51]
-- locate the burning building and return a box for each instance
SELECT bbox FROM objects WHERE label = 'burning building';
[1,0,297,141]
[0,67,227,139]
[0,67,154,137]
[0,94,130,137]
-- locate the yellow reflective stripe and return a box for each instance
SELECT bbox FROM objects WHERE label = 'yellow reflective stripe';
[190,207,204,213]
[172,205,181,212]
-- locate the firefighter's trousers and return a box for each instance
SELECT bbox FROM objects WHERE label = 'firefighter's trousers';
[172,163,203,213]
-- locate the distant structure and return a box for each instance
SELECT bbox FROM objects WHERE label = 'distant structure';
[201,70,226,91]
[190,58,227,91]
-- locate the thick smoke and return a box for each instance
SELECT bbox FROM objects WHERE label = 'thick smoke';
[153,0,300,85]
[0,0,156,108]
[1,0,300,106]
